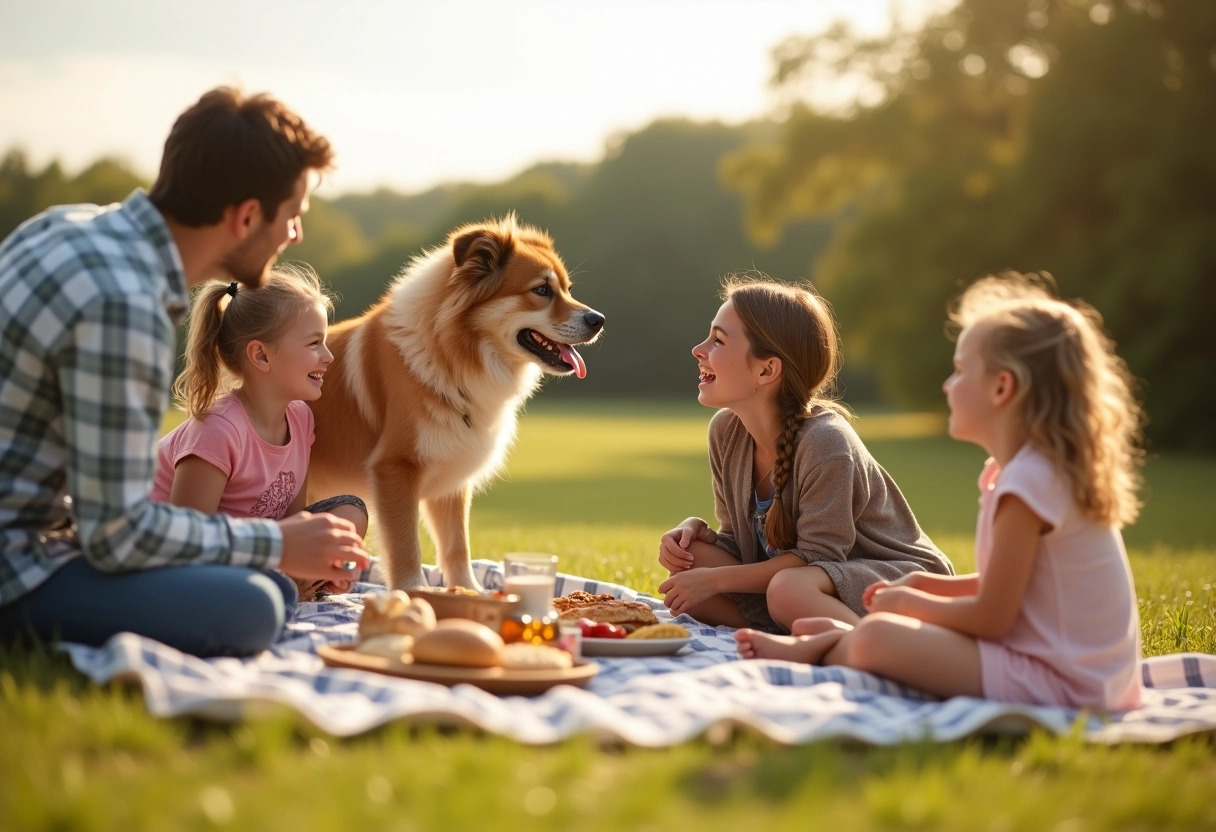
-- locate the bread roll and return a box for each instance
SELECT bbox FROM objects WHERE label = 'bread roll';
[355,633,414,660]
[411,619,504,668]
[358,590,437,641]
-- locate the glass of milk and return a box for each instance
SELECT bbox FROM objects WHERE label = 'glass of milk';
[503,552,558,619]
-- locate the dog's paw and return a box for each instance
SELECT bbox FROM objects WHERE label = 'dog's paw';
[445,570,483,594]
[386,571,430,594]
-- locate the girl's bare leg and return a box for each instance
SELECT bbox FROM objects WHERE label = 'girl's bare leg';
[671,540,751,628]
[330,503,369,539]
[765,565,860,630]
[321,503,369,594]
[291,575,328,602]
[683,595,751,628]
[820,612,984,699]
[791,616,850,637]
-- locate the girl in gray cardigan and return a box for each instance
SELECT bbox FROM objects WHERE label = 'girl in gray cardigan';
[658,277,952,633]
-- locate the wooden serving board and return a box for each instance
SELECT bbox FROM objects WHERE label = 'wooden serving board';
[317,643,598,696]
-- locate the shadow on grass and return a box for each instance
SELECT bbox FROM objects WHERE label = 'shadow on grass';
[0,638,88,694]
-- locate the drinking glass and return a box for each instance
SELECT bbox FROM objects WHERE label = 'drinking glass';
[502,552,558,619]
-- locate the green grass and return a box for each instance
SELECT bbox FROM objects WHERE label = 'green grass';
[3,402,1215,830]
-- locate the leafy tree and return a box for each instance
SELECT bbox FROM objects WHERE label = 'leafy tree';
[288,197,373,278]
[725,0,1216,449]
[532,119,834,400]
[1,150,144,241]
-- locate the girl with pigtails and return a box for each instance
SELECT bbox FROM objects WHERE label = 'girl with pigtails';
[151,265,369,604]
[658,276,953,633]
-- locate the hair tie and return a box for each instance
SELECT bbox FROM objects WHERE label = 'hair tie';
[226,281,238,298]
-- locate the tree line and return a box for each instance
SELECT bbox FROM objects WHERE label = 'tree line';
[3,0,1211,449]
[1,122,841,407]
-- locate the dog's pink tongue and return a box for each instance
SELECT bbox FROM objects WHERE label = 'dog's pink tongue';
[558,344,587,379]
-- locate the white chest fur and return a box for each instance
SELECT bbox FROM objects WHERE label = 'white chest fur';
[413,405,521,498]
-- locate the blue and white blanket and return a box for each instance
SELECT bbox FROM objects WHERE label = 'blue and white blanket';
[62,561,1216,745]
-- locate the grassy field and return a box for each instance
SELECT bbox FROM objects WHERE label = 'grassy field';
[3,402,1214,830]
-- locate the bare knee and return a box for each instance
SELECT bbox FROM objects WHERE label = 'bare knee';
[331,504,369,539]
[765,566,834,626]
[204,571,288,656]
[684,540,741,570]
[765,569,803,618]
[836,613,906,671]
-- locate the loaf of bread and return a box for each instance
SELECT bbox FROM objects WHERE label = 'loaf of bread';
[555,600,659,632]
[551,590,616,613]
[411,619,504,668]
[358,590,437,641]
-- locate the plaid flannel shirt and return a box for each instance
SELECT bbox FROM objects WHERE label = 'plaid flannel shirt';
[0,190,282,606]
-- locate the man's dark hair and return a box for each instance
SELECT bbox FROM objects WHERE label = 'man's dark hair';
[149,87,334,227]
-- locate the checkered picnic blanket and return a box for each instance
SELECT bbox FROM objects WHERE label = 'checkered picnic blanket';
[61,561,1216,745]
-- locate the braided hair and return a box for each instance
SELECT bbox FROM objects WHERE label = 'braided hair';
[725,275,847,549]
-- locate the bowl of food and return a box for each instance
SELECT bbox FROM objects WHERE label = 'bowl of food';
[409,585,522,630]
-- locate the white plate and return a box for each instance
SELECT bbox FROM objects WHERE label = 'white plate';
[580,636,692,657]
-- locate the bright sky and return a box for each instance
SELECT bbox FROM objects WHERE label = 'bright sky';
[0,0,944,195]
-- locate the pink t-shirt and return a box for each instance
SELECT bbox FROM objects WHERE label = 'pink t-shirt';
[975,445,1142,711]
[151,393,315,521]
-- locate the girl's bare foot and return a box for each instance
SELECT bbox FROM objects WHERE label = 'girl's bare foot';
[736,627,848,664]
[291,576,326,602]
[791,617,854,637]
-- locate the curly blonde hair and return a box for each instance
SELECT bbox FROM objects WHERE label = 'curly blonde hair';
[725,275,849,549]
[173,263,334,419]
[950,273,1145,526]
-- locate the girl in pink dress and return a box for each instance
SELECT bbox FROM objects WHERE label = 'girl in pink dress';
[737,273,1146,711]
[152,265,369,601]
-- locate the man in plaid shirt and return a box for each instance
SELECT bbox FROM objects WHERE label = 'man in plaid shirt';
[0,87,369,656]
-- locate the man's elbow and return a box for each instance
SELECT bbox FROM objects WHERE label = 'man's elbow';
[68,532,122,572]
[77,514,142,572]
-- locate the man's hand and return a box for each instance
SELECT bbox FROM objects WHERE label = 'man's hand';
[277,512,370,583]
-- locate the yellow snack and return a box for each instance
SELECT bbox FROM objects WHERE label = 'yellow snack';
[626,623,689,640]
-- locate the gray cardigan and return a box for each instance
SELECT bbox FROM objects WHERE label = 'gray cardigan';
[708,407,953,629]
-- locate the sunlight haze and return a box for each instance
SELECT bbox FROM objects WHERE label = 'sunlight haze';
[0,0,944,194]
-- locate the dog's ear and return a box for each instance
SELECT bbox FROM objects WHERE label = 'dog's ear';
[452,229,514,276]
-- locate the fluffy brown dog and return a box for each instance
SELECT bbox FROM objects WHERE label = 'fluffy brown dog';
[306,216,603,591]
